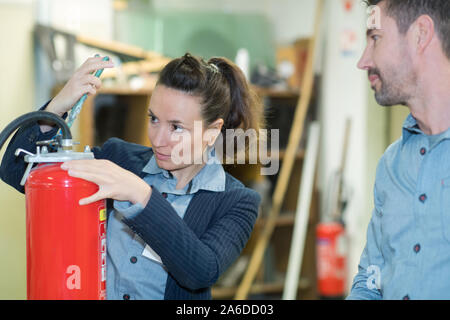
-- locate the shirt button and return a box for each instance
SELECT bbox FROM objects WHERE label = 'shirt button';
[123,294,130,300]
[419,194,427,203]
[420,147,426,155]
[162,192,168,198]
[414,244,421,253]
[403,295,410,300]
[130,256,137,264]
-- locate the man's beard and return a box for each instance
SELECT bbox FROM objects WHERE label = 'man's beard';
[369,66,414,107]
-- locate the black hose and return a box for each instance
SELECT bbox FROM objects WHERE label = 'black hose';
[0,111,71,151]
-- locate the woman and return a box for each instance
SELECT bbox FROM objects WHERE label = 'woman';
[0,54,263,299]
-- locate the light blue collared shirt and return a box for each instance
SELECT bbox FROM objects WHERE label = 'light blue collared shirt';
[106,148,226,300]
[348,113,450,300]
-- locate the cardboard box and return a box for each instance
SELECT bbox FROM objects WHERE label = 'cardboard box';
[276,38,310,90]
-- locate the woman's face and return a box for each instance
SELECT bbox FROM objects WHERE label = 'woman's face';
[147,85,222,172]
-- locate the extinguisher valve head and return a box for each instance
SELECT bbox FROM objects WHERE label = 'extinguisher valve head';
[61,139,73,151]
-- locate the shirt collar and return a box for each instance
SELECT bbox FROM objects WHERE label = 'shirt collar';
[142,148,226,194]
[401,113,422,143]
[402,113,450,147]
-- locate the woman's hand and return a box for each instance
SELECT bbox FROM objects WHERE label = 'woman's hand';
[60,159,152,207]
[46,56,114,117]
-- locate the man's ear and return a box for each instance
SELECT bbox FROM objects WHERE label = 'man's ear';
[205,119,224,146]
[412,15,435,55]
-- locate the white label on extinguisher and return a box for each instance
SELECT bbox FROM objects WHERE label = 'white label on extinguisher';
[317,239,333,278]
[101,264,106,282]
[101,243,107,282]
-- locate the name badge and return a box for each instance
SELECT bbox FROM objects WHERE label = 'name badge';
[142,244,163,265]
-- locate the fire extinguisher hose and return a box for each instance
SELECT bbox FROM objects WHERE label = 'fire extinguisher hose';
[0,111,71,151]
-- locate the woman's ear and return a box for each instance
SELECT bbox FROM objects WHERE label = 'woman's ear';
[205,119,224,146]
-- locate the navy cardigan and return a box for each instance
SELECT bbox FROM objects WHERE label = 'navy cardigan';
[0,119,261,300]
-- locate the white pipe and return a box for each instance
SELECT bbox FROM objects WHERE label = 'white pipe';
[282,122,320,300]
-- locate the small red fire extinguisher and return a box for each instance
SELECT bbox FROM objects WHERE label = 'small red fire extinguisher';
[316,118,351,299]
[17,143,107,300]
[316,221,347,299]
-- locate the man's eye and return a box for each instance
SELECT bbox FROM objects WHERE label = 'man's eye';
[371,35,380,42]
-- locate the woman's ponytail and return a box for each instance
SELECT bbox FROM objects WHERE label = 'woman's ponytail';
[208,57,264,134]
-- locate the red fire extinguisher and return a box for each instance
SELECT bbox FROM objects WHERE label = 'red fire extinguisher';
[15,147,106,300]
[316,222,347,299]
[0,111,106,300]
[18,145,107,300]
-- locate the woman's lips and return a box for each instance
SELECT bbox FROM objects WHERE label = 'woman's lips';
[154,150,171,161]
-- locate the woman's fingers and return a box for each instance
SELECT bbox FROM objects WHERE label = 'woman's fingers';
[79,56,114,74]
[60,159,150,206]
[66,168,109,185]
[78,84,96,97]
[79,191,105,206]
[62,159,110,172]
[85,74,102,89]
[62,160,117,205]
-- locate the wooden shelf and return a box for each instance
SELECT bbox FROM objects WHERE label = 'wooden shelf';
[253,85,299,99]
[98,84,153,96]
[97,84,299,99]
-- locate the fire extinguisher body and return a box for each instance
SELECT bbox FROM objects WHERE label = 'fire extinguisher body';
[316,222,347,299]
[25,163,106,300]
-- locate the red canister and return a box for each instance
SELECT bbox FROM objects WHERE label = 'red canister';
[25,163,106,300]
[316,222,347,299]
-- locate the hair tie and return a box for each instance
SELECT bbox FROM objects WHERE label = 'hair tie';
[209,63,220,74]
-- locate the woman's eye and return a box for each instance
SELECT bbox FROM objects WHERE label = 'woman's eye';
[371,35,380,42]
[172,124,183,133]
[149,114,158,123]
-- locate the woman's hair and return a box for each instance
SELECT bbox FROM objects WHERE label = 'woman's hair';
[157,53,263,132]
[157,53,265,160]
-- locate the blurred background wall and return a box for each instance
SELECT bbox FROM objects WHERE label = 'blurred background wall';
[0,0,35,299]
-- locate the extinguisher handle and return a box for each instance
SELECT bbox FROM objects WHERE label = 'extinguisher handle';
[20,162,34,186]
[15,149,36,186]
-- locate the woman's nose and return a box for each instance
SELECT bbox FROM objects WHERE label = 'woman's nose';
[151,128,168,147]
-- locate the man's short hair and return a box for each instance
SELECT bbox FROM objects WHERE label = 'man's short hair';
[364,0,450,60]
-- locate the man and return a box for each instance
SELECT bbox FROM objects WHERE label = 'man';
[348,0,450,299]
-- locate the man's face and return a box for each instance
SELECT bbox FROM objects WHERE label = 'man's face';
[358,2,416,106]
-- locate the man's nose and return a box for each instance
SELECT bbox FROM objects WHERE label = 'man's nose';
[357,46,373,71]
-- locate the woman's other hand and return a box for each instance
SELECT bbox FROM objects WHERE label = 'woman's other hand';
[60,159,152,207]
[47,56,114,116]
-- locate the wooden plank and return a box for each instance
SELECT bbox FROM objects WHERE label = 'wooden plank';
[76,34,164,61]
[234,0,324,300]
